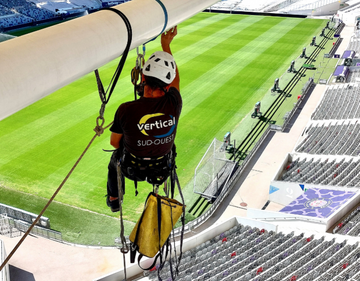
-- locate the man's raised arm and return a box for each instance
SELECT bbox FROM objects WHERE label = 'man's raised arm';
[161,26,179,92]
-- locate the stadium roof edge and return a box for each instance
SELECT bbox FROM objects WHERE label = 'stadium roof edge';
[204,9,307,18]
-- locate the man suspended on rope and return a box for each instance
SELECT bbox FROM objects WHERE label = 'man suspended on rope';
[106,26,181,212]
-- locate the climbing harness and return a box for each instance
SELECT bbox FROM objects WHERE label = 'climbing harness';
[119,145,176,194]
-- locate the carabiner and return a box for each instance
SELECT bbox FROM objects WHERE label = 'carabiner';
[142,44,146,57]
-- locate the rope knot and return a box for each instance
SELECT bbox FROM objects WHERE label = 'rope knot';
[94,116,105,136]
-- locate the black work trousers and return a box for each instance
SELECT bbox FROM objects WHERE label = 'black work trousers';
[106,150,124,198]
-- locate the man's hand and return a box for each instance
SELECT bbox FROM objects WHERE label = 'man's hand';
[161,26,177,54]
[161,26,179,91]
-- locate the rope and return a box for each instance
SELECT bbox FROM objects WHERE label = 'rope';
[0,121,113,272]
[116,163,129,280]
[94,7,133,120]
[174,170,185,272]
[144,0,168,44]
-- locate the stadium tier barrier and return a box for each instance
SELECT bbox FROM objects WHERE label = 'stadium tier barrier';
[0,214,21,238]
[0,202,50,228]
[325,36,342,58]
[0,213,61,242]
[13,219,62,241]
[282,78,314,132]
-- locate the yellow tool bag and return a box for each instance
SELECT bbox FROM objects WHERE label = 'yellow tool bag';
[129,192,185,266]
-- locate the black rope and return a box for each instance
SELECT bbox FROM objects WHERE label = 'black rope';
[144,0,168,44]
[175,170,186,272]
[95,7,133,118]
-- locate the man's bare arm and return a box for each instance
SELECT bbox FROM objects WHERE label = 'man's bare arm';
[110,132,122,149]
[161,26,179,91]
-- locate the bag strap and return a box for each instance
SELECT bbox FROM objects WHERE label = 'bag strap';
[170,145,177,199]
[175,170,186,273]
[156,195,163,267]
[135,194,165,272]
[170,168,175,199]
[137,252,159,271]
[156,194,164,281]
[130,192,153,263]
[134,179,138,196]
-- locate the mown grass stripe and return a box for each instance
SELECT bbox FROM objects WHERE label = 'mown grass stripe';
[174,15,264,66]
[180,18,304,117]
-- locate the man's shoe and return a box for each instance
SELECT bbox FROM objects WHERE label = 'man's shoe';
[106,195,120,212]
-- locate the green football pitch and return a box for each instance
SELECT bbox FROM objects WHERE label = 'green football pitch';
[0,13,327,245]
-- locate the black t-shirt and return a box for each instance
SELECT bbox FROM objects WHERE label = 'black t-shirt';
[110,88,182,158]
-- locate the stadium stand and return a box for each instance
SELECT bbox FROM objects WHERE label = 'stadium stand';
[333,206,360,236]
[37,1,86,15]
[210,0,278,12]
[311,85,360,120]
[295,121,360,156]
[279,0,343,14]
[69,0,102,11]
[29,0,101,12]
[348,69,360,82]
[349,37,360,53]
[279,156,360,186]
[0,15,34,29]
[0,6,14,16]
[2,0,56,20]
[100,0,129,8]
[338,1,360,26]
[209,0,345,15]
[138,222,360,281]
[0,3,34,29]
[0,0,131,29]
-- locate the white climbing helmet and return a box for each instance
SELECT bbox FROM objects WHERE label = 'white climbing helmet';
[143,51,176,85]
